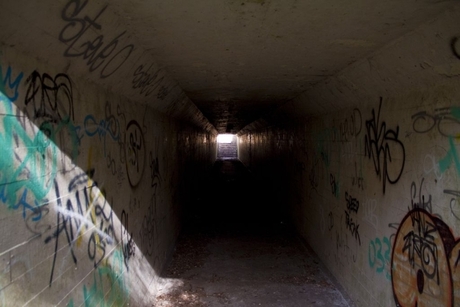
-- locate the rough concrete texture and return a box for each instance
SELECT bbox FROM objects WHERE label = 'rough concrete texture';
[238,7,460,307]
[157,160,352,307]
[0,45,215,305]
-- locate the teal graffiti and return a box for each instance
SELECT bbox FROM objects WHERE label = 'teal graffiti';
[0,68,80,220]
[412,106,460,176]
[451,106,460,119]
[81,249,129,307]
[439,136,460,175]
[368,236,391,280]
[0,91,58,211]
[0,64,23,102]
[39,118,80,164]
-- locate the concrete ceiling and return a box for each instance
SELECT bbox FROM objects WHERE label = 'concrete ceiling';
[111,0,454,133]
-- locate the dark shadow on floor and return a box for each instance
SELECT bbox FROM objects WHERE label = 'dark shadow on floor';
[157,159,352,307]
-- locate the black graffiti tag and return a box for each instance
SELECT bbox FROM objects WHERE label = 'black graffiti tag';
[125,120,145,187]
[412,107,460,138]
[59,0,134,78]
[24,71,74,123]
[364,97,405,193]
[132,64,168,97]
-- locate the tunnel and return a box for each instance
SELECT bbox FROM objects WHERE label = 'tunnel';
[1,1,460,306]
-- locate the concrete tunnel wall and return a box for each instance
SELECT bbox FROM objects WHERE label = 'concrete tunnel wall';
[2,1,460,307]
[239,7,460,307]
[0,1,217,305]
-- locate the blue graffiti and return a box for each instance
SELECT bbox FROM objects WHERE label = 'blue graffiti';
[0,64,23,101]
[0,69,79,230]
[0,91,58,213]
[82,110,120,155]
[12,189,43,221]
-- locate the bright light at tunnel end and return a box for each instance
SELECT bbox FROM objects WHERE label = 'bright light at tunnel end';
[217,134,234,143]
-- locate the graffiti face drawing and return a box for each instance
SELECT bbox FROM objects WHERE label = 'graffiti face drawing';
[391,209,460,307]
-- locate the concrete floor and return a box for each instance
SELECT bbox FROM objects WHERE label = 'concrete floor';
[156,160,353,306]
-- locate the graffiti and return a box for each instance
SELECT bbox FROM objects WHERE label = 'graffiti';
[106,152,117,175]
[114,104,127,164]
[412,107,460,176]
[24,71,74,123]
[444,189,460,221]
[412,107,460,138]
[22,71,80,168]
[11,188,44,223]
[0,91,58,213]
[410,179,433,213]
[424,151,446,181]
[391,209,460,306]
[45,171,117,286]
[362,198,378,229]
[368,236,391,280]
[330,173,339,198]
[451,36,460,60]
[120,210,135,269]
[344,195,361,246]
[344,191,360,246]
[59,0,134,78]
[125,120,146,187]
[24,200,51,236]
[132,64,169,98]
[83,105,121,154]
[106,151,125,186]
[89,101,126,185]
[351,161,364,190]
[68,249,129,307]
[0,64,23,101]
[439,137,460,176]
[364,97,405,193]
[336,108,362,142]
[345,192,359,213]
[149,151,161,187]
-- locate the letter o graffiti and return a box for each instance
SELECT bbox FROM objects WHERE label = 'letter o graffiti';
[100,44,134,79]
[88,233,97,261]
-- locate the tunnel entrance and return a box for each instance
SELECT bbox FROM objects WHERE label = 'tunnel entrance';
[216,134,238,159]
